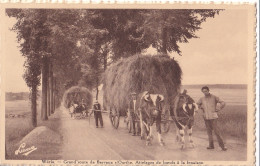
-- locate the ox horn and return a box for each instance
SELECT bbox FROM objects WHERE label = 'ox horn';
[158,94,164,102]
[144,94,149,101]
[142,91,150,102]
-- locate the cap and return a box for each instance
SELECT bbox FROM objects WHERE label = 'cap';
[131,92,137,95]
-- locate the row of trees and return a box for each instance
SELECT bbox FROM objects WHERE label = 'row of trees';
[6,9,222,127]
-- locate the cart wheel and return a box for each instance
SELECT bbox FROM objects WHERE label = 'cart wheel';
[109,107,120,129]
[161,109,171,133]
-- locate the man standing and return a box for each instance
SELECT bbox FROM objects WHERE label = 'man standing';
[90,101,103,128]
[81,99,88,117]
[197,86,227,151]
[81,99,86,108]
[128,92,140,136]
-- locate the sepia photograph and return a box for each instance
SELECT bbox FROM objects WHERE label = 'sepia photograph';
[0,3,256,166]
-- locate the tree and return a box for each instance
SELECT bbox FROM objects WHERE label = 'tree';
[49,63,54,114]
[142,9,222,56]
[77,32,104,100]
[41,54,49,120]
[6,9,51,124]
[46,9,85,97]
[23,54,41,126]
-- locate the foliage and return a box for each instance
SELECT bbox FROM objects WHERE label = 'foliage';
[86,10,152,60]
[23,53,41,89]
[142,9,222,55]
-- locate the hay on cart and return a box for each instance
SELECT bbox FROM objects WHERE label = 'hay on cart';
[62,86,93,109]
[103,54,182,115]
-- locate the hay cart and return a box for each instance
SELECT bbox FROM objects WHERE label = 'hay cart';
[103,55,182,134]
[70,104,88,119]
[63,86,93,119]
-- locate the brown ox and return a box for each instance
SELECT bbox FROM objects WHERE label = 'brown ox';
[138,91,165,146]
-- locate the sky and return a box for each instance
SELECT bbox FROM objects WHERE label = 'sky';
[175,9,248,85]
[3,9,248,92]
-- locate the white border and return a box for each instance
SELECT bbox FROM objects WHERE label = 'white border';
[0,1,258,165]
[255,0,259,165]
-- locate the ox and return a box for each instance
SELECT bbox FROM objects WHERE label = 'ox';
[173,92,198,149]
[139,91,165,146]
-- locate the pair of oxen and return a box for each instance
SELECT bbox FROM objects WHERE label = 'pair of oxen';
[134,90,198,149]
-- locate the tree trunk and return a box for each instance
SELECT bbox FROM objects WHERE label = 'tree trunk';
[49,64,54,114]
[5,143,8,158]
[161,26,167,55]
[41,56,48,121]
[103,54,107,71]
[103,48,108,71]
[52,76,55,113]
[47,62,51,116]
[96,76,99,101]
[96,87,99,101]
[93,46,100,101]
[31,84,37,127]
[53,77,56,110]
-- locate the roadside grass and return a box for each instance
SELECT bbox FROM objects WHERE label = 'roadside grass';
[5,100,35,144]
[193,105,247,141]
[5,118,34,143]
[5,100,62,160]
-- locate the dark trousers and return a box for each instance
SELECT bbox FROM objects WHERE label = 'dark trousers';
[130,112,140,134]
[94,111,103,127]
[155,112,162,134]
[204,119,225,148]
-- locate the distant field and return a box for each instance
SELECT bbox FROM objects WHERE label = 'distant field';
[5,100,32,115]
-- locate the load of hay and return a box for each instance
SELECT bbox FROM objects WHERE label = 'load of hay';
[103,54,182,115]
[62,86,93,109]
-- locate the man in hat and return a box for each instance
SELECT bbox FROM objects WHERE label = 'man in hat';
[90,100,103,128]
[128,92,140,136]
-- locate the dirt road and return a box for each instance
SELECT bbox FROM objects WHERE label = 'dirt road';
[60,108,246,161]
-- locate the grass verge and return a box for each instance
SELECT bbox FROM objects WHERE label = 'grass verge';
[5,100,62,160]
